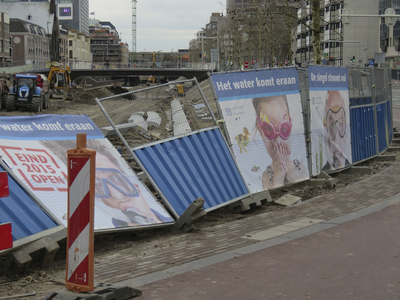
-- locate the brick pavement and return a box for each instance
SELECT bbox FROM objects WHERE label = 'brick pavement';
[92,159,400,284]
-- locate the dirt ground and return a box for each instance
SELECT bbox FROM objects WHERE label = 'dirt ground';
[0,80,398,299]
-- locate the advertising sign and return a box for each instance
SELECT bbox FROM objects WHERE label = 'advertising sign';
[0,115,173,230]
[308,66,352,175]
[211,68,309,193]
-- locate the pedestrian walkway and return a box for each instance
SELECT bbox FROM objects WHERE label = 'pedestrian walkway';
[133,197,400,300]
[86,157,400,289]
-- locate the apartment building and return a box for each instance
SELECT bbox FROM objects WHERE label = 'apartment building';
[68,29,90,68]
[10,18,50,68]
[89,19,129,68]
[295,0,379,66]
[0,12,11,67]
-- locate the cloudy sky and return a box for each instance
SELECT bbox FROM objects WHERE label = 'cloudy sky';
[88,0,225,52]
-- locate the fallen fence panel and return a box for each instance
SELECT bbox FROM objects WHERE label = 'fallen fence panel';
[133,127,249,218]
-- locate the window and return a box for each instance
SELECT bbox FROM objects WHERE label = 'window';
[4,39,9,53]
[69,40,72,46]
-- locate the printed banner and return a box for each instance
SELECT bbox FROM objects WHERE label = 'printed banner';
[308,66,352,175]
[211,69,309,193]
[0,115,173,230]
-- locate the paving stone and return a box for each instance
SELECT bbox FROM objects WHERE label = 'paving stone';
[93,164,400,284]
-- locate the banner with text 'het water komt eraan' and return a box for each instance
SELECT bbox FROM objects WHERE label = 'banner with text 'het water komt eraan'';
[308,66,352,176]
[211,68,309,193]
[0,114,173,231]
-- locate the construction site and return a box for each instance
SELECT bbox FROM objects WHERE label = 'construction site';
[0,65,398,300]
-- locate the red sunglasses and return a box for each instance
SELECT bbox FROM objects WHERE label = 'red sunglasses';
[257,112,292,140]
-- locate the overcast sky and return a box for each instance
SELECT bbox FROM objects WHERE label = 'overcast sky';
[88,0,225,52]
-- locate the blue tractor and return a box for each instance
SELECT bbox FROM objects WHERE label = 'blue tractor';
[7,74,44,112]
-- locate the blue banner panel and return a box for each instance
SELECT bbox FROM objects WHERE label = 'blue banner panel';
[350,106,377,162]
[377,101,390,153]
[0,114,104,140]
[133,128,249,217]
[0,115,173,231]
[349,97,373,107]
[308,66,349,90]
[387,100,393,145]
[211,68,300,101]
[0,163,58,241]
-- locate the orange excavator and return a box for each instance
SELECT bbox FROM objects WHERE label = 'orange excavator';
[47,65,76,100]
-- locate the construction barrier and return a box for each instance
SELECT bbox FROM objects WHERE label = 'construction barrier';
[348,67,393,162]
[65,133,95,293]
[94,66,393,217]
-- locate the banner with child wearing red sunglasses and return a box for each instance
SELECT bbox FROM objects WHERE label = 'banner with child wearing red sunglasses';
[211,68,309,193]
[308,66,352,176]
[0,114,173,231]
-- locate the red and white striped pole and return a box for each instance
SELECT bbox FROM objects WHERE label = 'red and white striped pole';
[65,133,96,293]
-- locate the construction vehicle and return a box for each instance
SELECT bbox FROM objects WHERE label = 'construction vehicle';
[147,51,157,85]
[0,73,11,109]
[47,66,76,100]
[33,73,50,109]
[7,74,45,112]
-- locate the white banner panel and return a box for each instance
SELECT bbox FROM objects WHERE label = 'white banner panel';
[0,115,173,230]
[308,66,352,175]
[211,69,309,193]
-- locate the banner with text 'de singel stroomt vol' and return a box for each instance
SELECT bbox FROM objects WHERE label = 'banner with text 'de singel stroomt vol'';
[308,66,352,176]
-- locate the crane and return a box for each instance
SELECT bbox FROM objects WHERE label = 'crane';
[132,0,137,53]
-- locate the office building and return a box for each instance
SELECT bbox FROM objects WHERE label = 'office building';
[89,19,129,68]
[55,0,89,35]
[295,0,378,66]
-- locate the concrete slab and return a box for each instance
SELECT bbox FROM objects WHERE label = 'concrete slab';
[133,111,145,117]
[343,166,373,175]
[274,194,302,206]
[386,146,400,152]
[173,122,192,136]
[171,99,183,113]
[42,283,142,300]
[316,171,331,179]
[242,218,324,241]
[373,155,396,161]
[308,177,337,187]
[146,111,161,127]
[243,229,290,240]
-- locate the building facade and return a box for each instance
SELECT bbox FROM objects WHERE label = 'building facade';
[68,29,90,68]
[59,23,68,66]
[295,0,379,66]
[56,0,89,35]
[89,19,129,68]
[0,12,11,67]
[10,18,50,68]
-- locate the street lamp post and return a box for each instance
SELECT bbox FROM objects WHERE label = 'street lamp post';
[201,36,219,70]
